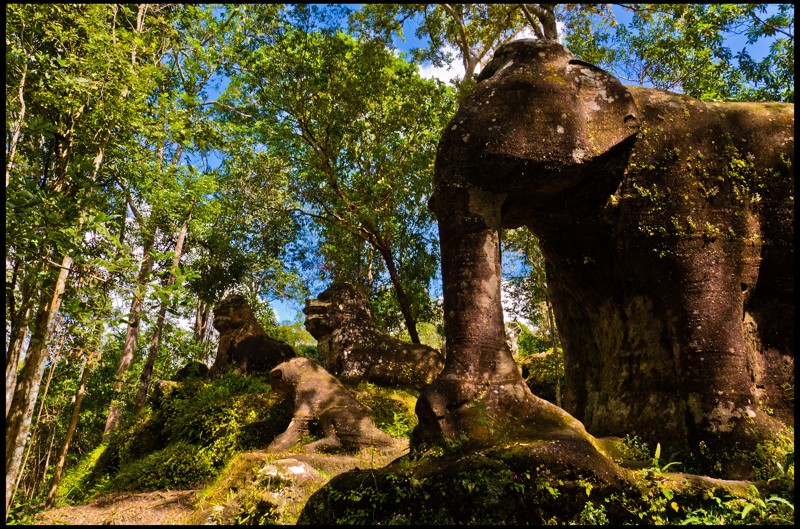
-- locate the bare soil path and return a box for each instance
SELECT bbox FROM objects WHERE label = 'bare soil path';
[34,489,199,526]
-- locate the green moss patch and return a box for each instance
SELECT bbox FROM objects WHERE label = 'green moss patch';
[353,381,418,438]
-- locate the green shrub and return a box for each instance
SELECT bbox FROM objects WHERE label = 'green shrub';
[296,344,319,359]
[72,373,291,495]
[621,434,652,463]
[519,349,562,404]
[110,441,216,490]
[517,328,550,355]
[55,443,110,503]
[750,428,794,484]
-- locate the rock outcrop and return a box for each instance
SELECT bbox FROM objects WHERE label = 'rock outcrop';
[173,360,209,382]
[303,283,445,389]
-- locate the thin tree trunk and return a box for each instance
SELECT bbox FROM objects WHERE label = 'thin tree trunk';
[376,244,420,344]
[103,228,156,439]
[5,291,33,418]
[5,258,70,518]
[36,419,59,500]
[6,62,27,187]
[12,353,56,503]
[6,262,38,418]
[194,300,210,343]
[5,313,29,418]
[5,109,109,517]
[45,348,99,508]
[545,296,562,408]
[135,214,191,409]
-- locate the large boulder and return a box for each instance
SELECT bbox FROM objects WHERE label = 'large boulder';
[267,357,394,453]
[303,283,445,389]
[210,294,296,376]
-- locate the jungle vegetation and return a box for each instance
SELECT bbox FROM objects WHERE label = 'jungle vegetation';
[5,3,794,524]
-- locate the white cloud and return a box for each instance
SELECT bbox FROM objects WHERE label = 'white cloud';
[511,26,539,41]
[418,58,465,85]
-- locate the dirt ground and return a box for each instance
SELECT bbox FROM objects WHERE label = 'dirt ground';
[34,489,199,525]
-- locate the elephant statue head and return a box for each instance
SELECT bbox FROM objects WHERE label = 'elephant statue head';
[432,39,640,226]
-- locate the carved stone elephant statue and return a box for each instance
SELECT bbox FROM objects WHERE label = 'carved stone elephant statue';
[414,38,793,474]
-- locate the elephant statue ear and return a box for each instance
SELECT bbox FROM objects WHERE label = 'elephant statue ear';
[566,59,640,162]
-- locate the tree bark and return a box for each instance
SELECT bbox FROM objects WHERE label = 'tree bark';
[135,213,191,409]
[5,256,71,518]
[520,4,559,41]
[5,311,29,418]
[5,264,36,418]
[194,299,210,343]
[375,243,421,344]
[45,348,98,508]
[103,227,156,439]
[13,352,57,504]
[6,62,27,187]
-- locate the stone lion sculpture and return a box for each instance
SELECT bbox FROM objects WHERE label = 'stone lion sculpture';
[210,294,296,376]
[267,357,394,453]
[303,283,445,389]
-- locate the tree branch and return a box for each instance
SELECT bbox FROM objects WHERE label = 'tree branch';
[441,4,475,72]
[523,4,558,40]
[518,4,545,39]
[112,175,144,223]
[749,11,793,40]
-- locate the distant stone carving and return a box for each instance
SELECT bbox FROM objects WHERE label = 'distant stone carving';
[210,294,295,376]
[303,283,445,389]
[267,357,393,453]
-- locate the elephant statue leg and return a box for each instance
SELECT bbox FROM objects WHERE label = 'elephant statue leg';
[413,179,591,448]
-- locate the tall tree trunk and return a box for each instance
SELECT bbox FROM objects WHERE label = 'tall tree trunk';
[5,266,35,418]
[5,257,71,518]
[45,348,99,508]
[519,4,559,41]
[5,309,29,418]
[103,227,156,439]
[194,299,210,343]
[135,213,191,409]
[376,244,420,344]
[6,109,109,516]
